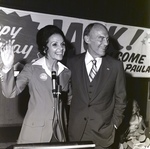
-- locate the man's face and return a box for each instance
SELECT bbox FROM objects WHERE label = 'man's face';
[85,25,109,58]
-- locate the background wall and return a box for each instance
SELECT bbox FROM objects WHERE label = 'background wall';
[0,0,149,28]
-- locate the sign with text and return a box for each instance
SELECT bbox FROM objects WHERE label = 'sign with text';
[0,6,150,78]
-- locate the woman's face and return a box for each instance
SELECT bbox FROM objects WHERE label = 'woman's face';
[46,33,66,61]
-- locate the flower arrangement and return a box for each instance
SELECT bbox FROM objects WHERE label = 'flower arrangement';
[119,100,150,149]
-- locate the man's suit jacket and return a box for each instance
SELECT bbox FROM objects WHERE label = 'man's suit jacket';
[1,57,71,143]
[67,53,126,147]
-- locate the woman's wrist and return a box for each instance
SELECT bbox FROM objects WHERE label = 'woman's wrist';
[2,65,13,73]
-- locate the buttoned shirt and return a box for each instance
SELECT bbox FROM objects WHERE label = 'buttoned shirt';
[85,51,102,76]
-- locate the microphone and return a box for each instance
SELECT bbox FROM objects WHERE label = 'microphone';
[52,71,57,98]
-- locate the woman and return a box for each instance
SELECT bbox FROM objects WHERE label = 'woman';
[0,25,72,144]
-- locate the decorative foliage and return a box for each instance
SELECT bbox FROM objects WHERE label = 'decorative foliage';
[119,100,150,149]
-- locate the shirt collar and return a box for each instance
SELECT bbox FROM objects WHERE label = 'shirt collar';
[85,51,102,65]
[85,51,94,65]
[32,57,68,77]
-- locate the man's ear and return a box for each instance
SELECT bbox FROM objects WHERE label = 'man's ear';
[84,35,90,44]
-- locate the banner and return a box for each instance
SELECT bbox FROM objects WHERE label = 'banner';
[0,6,150,78]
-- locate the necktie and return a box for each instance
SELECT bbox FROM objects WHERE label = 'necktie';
[89,60,97,82]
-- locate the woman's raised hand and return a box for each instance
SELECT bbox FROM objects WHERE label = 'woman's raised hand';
[0,40,14,69]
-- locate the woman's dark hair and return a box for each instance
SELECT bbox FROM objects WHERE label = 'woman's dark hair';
[36,25,66,56]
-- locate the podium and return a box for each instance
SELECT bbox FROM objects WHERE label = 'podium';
[7,141,95,149]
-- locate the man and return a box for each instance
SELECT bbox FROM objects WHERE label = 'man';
[67,22,126,149]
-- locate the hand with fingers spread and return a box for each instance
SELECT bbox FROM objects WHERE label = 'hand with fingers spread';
[0,40,14,70]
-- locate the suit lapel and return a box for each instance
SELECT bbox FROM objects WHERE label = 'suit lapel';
[59,68,71,90]
[76,54,90,103]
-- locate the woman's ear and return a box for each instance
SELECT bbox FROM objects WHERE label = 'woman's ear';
[43,46,48,54]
